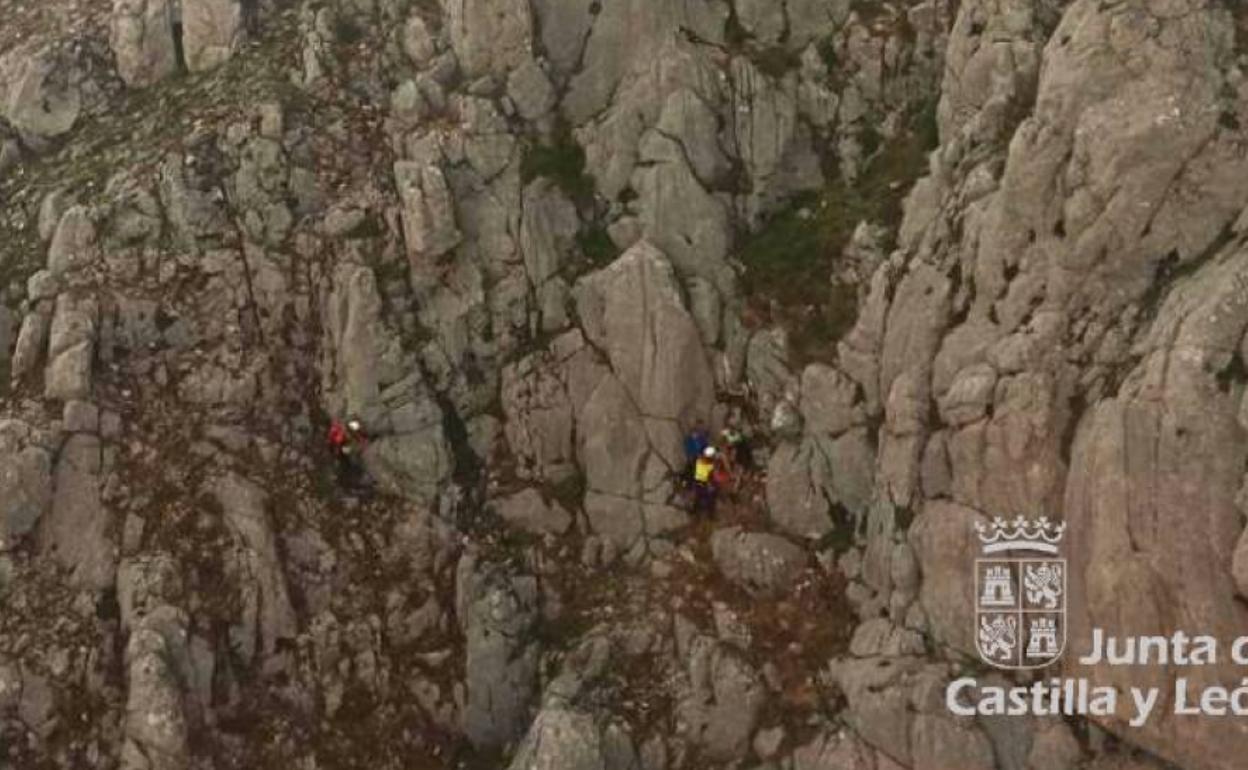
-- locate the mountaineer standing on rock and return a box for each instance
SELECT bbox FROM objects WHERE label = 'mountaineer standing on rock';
[328,417,369,488]
[693,446,719,517]
[683,420,710,476]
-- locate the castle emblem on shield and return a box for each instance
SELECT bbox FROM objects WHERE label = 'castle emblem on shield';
[974,516,1066,670]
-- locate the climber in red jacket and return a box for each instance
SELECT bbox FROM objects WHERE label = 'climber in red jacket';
[328,418,368,486]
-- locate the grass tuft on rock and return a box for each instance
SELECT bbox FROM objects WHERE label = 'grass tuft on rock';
[520,119,595,208]
[575,224,617,268]
[738,108,932,364]
[754,46,802,79]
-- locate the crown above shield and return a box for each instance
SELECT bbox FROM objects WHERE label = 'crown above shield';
[975,516,1065,555]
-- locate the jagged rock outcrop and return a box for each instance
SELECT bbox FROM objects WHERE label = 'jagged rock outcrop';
[8,0,1248,768]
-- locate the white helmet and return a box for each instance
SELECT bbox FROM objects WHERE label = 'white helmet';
[347,419,362,432]
[703,446,716,458]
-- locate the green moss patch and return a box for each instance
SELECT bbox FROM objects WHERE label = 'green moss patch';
[738,108,933,365]
[520,119,595,208]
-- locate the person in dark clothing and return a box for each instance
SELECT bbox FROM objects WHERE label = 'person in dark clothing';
[684,420,710,464]
[721,426,753,473]
[682,419,710,492]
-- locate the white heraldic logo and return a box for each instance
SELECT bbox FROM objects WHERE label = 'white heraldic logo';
[974,516,1066,670]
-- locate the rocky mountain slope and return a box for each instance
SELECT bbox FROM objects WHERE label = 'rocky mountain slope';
[2,0,1247,768]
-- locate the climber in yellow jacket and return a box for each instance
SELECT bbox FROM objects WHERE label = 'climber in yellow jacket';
[692,446,718,516]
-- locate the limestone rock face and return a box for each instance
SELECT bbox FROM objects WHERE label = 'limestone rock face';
[9,0,1248,766]
[837,0,1248,767]
[908,500,985,658]
[44,293,96,401]
[541,241,716,557]
[765,439,835,539]
[501,330,604,484]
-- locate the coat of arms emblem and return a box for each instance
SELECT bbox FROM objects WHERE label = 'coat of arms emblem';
[974,516,1066,669]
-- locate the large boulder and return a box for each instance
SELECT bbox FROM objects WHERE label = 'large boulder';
[710,526,808,599]
[562,242,714,554]
[0,421,53,550]
[506,707,607,770]
[491,488,573,536]
[765,439,835,539]
[831,657,994,769]
[573,240,715,432]
[182,0,244,72]
[676,633,766,762]
[110,0,179,87]
[1,44,88,140]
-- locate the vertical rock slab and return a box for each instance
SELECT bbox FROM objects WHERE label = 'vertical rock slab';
[44,294,96,402]
[111,0,179,87]
[765,439,834,539]
[0,421,52,550]
[395,160,462,263]
[120,606,192,770]
[456,551,540,750]
[209,473,298,665]
[502,329,609,485]
[183,0,244,73]
[37,434,114,590]
[0,45,86,140]
[573,240,715,436]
